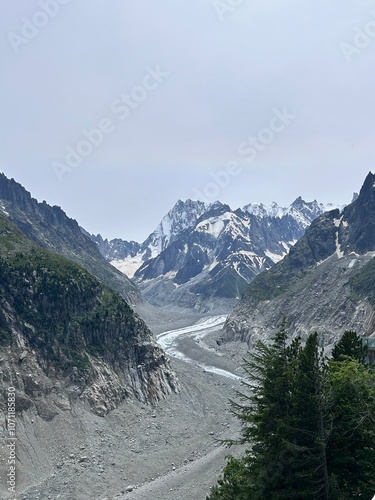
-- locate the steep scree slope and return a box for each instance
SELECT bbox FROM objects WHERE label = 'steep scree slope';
[223,172,375,346]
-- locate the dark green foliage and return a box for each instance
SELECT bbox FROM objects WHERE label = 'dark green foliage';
[209,326,375,500]
[0,213,37,254]
[288,333,330,499]
[349,258,375,306]
[327,360,375,499]
[0,245,136,375]
[331,330,368,363]
[206,457,250,500]
[0,249,101,326]
[215,322,311,499]
[0,176,139,303]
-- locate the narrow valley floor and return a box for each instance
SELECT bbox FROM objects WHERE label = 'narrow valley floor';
[14,316,248,500]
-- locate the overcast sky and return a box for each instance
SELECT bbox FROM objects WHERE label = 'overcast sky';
[1,1,374,241]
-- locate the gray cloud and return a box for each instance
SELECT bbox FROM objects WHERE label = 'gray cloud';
[1,0,374,240]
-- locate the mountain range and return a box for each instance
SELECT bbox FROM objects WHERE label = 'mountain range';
[0,173,179,420]
[223,172,375,347]
[1,167,369,422]
[1,169,374,499]
[91,197,343,312]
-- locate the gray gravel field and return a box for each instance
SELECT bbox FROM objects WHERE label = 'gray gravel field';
[2,316,248,500]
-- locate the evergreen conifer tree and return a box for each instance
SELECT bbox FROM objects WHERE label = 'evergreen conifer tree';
[331,330,367,363]
[208,328,375,500]
[327,358,375,498]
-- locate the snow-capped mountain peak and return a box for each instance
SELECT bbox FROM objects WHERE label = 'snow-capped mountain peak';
[90,194,345,308]
[244,198,344,229]
[144,199,208,257]
[243,201,285,219]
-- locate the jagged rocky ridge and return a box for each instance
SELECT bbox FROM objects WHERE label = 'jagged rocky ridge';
[0,213,179,419]
[92,197,340,312]
[0,173,140,305]
[223,172,375,346]
[89,199,208,278]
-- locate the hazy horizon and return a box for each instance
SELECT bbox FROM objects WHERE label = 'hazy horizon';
[1,1,374,240]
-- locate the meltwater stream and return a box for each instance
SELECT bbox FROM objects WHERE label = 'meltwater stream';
[157,316,242,381]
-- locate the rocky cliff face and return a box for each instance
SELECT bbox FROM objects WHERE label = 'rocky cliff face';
[0,213,179,420]
[223,172,375,346]
[90,199,208,279]
[0,173,140,305]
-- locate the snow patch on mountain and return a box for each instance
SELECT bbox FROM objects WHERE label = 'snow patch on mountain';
[244,199,344,229]
[244,201,285,219]
[196,216,225,238]
[264,250,285,263]
[111,255,144,279]
[92,195,343,311]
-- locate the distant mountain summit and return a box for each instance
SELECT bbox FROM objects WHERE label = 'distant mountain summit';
[92,197,341,312]
[243,197,336,228]
[223,172,375,345]
[90,199,208,278]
